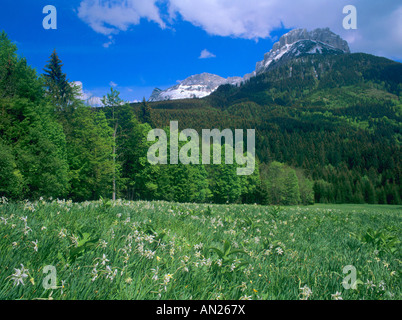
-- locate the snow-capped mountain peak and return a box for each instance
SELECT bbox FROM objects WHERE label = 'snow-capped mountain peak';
[149,73,242,102]
[254,28,350,75]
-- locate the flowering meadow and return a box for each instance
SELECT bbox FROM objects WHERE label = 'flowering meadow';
[0,197,400,300]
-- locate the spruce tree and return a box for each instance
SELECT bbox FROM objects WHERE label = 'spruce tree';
[139,97,154,126]
[43,49,74,111]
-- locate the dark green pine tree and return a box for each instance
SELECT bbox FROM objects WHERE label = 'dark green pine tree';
[139,97,154,126]
[43,49,74,111]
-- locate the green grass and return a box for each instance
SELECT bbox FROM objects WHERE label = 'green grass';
[0,199,400,300]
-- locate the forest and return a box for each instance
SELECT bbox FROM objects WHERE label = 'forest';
[0,31,401,205]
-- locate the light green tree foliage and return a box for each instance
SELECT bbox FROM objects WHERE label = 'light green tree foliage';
[283,168,301,205]
[296,169,315,205]
[66,106,114,201]
[260,161,312,205]
[154,128,210,203]
[261,161,285,205]
[208,143,260,204]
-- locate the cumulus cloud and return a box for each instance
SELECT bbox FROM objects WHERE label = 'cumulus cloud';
[77,0,166,35]
[199,49,216,59]
[167,0,402,59]
[109,81,118,87]
[77,0,402,60]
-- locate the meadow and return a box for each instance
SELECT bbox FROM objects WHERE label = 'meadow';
[0,197,400,300]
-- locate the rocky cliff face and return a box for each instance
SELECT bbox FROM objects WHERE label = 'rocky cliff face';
[254,28,350,75]
[272,28,350,53]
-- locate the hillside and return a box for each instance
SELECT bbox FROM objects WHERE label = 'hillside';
[136,52,402,205]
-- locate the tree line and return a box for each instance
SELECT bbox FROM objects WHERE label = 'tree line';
[2,31,398,205]
[0,32,310,205]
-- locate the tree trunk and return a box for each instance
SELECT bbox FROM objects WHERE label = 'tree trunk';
[112,122,117,201]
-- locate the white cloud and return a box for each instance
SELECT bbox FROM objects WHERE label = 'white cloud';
[77,0,166,36]
[168,0,402,59]
[199,49,216,59]
[103,35,114,48]
[77,0,402,60]
[109,81,118,87]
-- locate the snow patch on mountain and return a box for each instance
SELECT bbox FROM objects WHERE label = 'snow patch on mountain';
[253,28,350,75]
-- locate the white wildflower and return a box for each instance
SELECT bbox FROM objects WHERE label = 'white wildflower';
[276,247,284,255]
[365,280,376,289]
[300,285,312,300]
[10,264,28,286]
[99,239,108,249]
[144,250,156,260]
[163,274,173,286]
[32,240,38,252]
[58,229,67,238]
[105,266,117,281]
[331,292,343,300]
[100,254,110,265]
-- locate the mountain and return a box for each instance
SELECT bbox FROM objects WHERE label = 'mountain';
[149,28,351,101]
[149,73,242,102]
[253,28,350,75]
[208,53,402,110]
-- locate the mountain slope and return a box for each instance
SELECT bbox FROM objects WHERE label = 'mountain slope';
[207,53,402,108]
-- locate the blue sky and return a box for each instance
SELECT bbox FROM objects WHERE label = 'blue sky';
[1,0,401,102]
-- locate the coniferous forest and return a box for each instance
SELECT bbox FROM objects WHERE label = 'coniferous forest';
[0,31,401,205]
